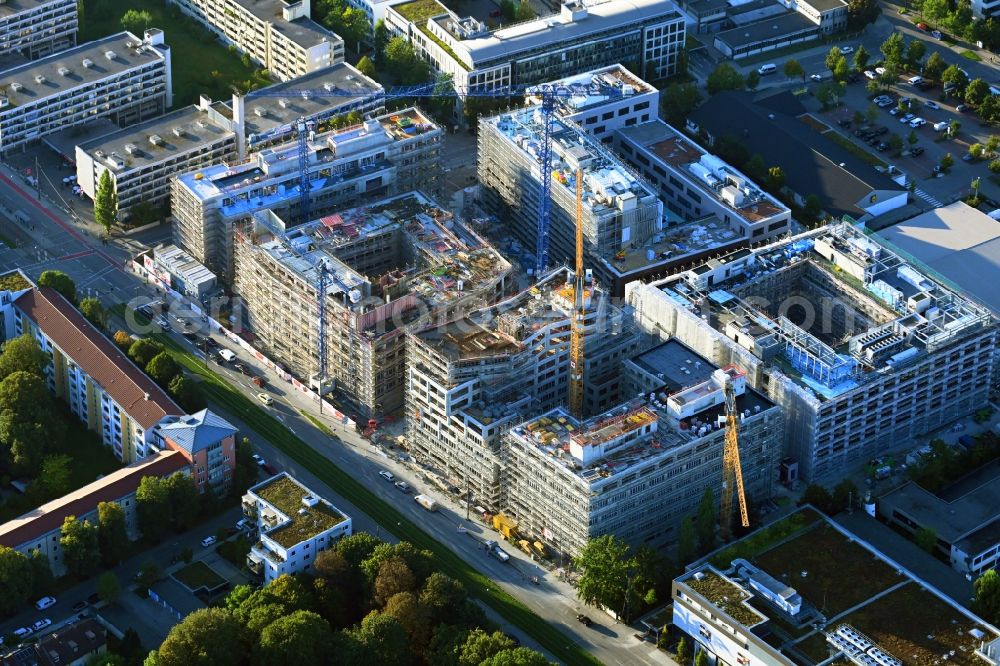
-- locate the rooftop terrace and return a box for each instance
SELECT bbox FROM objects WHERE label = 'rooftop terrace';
[251,473,348,549]
[683,569,767,628]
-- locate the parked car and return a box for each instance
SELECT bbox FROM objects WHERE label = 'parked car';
[13,627,32,639]
[394,481,412,494]
[71,601,88,613]
[889,107,901,116]
[963,152,975,161]
[839,45,854,54]
[256,392,273,406]
[86,593,100,605]
[909,117,926,128]
[236,518,251,531]
[875,67,886,75]
[877,142,889,152]
[810,73,823,82]
[933,121,949,131]
[137,305,154,318]
[251,453,265,466]
[378,470,395,482]
[847,72,861,83]
[262,463,278,475]
[910,146,925,156]
[35,596,56,611]
[931,29,942,39]
[908,75,924,86]
[32,619,51,632]
[838,119,852,127]
[924,100,940,109]
[62,175,76,185]
[200,536,217,548]
[864,70,876,80]
[876,126,888,135]
[917,21,930,30]
[218,348,236,362]
[182,331,197,341]
[576,614,593,627]
[899,113,915,124]
[957,103,970,113]
[203,337,220,349]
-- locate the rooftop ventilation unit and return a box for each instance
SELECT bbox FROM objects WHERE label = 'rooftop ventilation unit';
[254,106,267,117]
[104,50,117,61]
[149,134,163,146]
[94,150,105,158]
[196,119,207,128]
[10,82,22,92]
[124,143,139,155]
[323,82,335,92]
[278,98,290,108]
[34,75,46,84]
[172,126,185,137]
[57,66,71,77]
[82,58,94,68]
[109,152,125,169]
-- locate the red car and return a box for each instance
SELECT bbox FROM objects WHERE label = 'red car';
[916,22,929,31]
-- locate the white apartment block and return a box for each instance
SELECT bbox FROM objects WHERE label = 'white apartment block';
[243,473,352,583]
[384,0,685,92]
[0,30,171,155]
[76,95,237,219]
[167,0,344,81]
[406,268,642,509]
[0,0,77,59]
[172,104,436,280]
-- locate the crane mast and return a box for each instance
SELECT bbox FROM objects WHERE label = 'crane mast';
[720,377,750,541]
[568,169,585,419]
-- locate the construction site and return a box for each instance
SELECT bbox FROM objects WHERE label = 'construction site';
[233,191,513,416]
[502,339,782,558]
[477,106,662,291]
[405,267,643,510]
[172,106,442,279]
[627,223,998,482]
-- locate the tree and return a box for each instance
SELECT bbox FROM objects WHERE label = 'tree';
[949,119,961,138]
[801,194,824,226]
[745,69,760,91]
[337,532,383,568]
[60,515,100,577]
[80,296,107,329]
[254,610,333,665]
[922,0,949,22]
[383,36,428,85]
[981,95,1000,124]
[574,534,636,613]
[38,270,76,303]
[889,133,904,152]
[97,571,121,604]
[847,0,878,26]
[966,78,990,107]
[136,559,163,589]
[127,338,164,368]
[356,55,376,80]
[695,650,709,666]
[914,527,938,552]
[499,0,515,20]
[420,572,469,625]
[120,9,152,34]
[136,476,170,540]
[39,453,72,498]
[677,514,696,566]
[908,129,920,146]
[113,330,133,352]
[923,51,946,82]
[706,63,743,94]
[374,19,390,58]
[940,152,954,171]
[973,569,1000,624]
[947,0,973,37]
[348,611,411,666]
[108,627,145,666]
[29,549,53,597]
[765,166,785,193]
[0,370,60,474]
[784,59,805,81]
[460,629,516,666]
[0,546,34,616]
[480,648,553,666]
[825,47,843,74]
[384,591,432,648]
[166,473,200,531]
[970,143,986,159]
[987,159,1000,174]
[833,58,850,83]
[0,334,49,380]
[145,352,180,387]
[866,103,878,124]
[907,39,926,67]
[800,483,834,513]
[661,82,702,124]
[986,134,1000,156]
[942,65,969,93]
[852,45,870,72]
[514,0,535,21]
[880,32,905,69]
[832,479,859,512]
[374,556,417,606]
[98,501,129,566]
[233,437,259,496]
[676,636,691,664]
[168,374,205,413]
[696,487,716,552]
[155,608,246,666]
[94,170,118,236]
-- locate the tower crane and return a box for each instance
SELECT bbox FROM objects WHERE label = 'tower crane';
[568,168,586,419]
[720,374,750,541]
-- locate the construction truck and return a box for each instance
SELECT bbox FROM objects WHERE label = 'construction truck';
[532,541,549,559]
[492,513,519,540]
[414,494,438,512]
[484,540,510,563]
[518,539,533,556]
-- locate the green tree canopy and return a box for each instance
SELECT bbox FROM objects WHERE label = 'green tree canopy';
[481,647,553,666]
[677,514,696,566]
[38,270,76,303]
[145,351,180,387]
[745,69,760,91]
[923,51,946,81]
[168,374,205,413]
[880,31,905,68]
[166,472,200,531]
[98,500,128,567]
[80,297,107,329]
[94,170,118,236]
[907,39,926,66]
[706,64,744,94]
[784,59,805,81]
[852,45,870,71]
[383,36,429,85]
[254,610,333,665]
[60,514,100,577]
[660,82,702,124]
[459,629,516,666]
[914,527,938,552]
[347,611,412,666]
[97,571,121,604]
[383,591,432,649]
[696,487,716,552]
[356,55,376,79]
[574,534,636,614]
[973,569,1000,624]
[0,546,34,615]
[121,9,152,34]
[155,608,246,666]
[128,338,164,368]
[0,334,49,380]
[0,370,60,473]
[373,556,417,607]
[966,78,990,106]
[39,453,72,498]
[136,476,170,541]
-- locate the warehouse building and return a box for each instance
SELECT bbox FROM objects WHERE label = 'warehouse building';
[477,106,662,294]
[172,103,433,280]
[384,0,685,91]
[0,0,77,59]
[504,341,781,558]
[233,191,513,417]
[0,30,172,155]
[406,268,642,510]
[627,223,997,482]
[166,0,344,81]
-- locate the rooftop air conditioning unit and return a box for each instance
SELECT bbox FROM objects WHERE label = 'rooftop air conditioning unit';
[254,107,267,117]
[278,98,289,108]
[109,152,125,169]
[10,82,22,92]
[323,82,335,92]
[124,143,138,155]
[149,134,163,146]
[57,66,71,76]
[104,50,116,61]
[172,126,185,137]
[94,149,105,158]
[34,75,46,84]
[81,58,94,68]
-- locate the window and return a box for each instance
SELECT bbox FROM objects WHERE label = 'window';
[634,101,650,111]
[601,111,613,120]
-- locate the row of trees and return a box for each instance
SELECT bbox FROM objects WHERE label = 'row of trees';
[111,334,205,413]
[145,532,553,665]
[0,546,54,617]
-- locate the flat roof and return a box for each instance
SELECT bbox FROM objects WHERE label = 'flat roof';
[799,0,848,12]
[271,15,341,48]
[0,0,70,19]
[532,64,658,115]
[78,102,234,172]
[875,202,1000,315]
[250,473,348,548]
[0,32,163,108]
[715,12,816,49]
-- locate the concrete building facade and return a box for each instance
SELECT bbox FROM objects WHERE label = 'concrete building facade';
[243,473,352,583]
[0,30,172,155]
[171,105,435,279]
[627,224,997,482]
[166,0,344,81]
[0,0,77,59]
[234,191,513,417]
[405,268,642,510]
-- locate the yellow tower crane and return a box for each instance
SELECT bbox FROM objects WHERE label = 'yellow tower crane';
[568,168,586,419]
[720,375,750,541]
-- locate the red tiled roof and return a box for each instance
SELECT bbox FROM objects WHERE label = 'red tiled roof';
[0,450,188,548]
[13,288,183,429]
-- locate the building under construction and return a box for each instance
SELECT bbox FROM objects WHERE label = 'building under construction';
[477,106,662,292]
[627,223,997,482]
[405,268,642,510]
[503,339,782,558]
[233,191,512,416]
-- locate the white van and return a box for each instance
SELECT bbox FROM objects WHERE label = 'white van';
[218,348,236,362]
[758,63,776,75]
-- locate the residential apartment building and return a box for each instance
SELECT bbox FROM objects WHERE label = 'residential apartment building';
[406,268,642,510]
[504,342,781,558]
[167,0,344,81]
[171,102,435,281]
[159,410,238,494]
[0,450,189,575]
[234,191,512,416]
[478,106,662,295]
[0,30,172,155]
[384,0,685,91]
[75,95,237,220]
[243,473,352,583]
[0,0,77,59]
[627,224,997,482]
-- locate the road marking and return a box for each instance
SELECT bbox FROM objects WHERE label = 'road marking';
[913,187,944,207]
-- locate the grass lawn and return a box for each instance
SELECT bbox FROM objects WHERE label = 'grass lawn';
[173,561,227,591]
[79,0,268,107]
[961,50,982,61]
[110,305,597,666]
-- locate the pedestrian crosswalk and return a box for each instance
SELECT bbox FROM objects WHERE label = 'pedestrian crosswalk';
[913,188,944,207]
